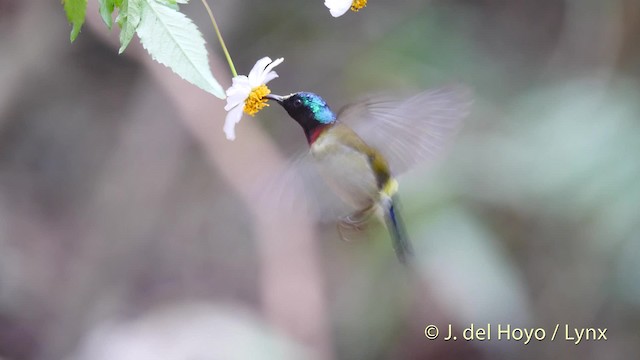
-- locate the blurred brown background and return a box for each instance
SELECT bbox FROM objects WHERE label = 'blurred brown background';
[1,0,639,359]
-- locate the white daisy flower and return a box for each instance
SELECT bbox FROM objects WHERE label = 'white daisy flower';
[324,0,368,17]
[224,57,284,140]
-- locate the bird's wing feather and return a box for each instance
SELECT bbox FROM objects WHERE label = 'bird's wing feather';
[337,85,473,175]
[250,151,354,224]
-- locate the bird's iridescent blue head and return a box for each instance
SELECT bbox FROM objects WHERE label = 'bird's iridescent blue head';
[267,92,336,141]
[294,92,336,124]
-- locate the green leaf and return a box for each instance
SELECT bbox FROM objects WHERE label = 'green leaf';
[117,0,142,53]
[135,0,225,97]
[153,0,189,11]
[99,0,116,29]
[62,0,87,42]
[154,0,179,10]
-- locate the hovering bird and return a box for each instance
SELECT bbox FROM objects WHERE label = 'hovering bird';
[265,87,471,264]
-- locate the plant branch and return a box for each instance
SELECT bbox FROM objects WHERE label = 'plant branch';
[200,0,238,78]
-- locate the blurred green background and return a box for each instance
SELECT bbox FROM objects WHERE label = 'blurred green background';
[1,0,639,359]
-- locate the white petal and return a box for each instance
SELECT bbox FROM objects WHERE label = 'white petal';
[259,58,284,83]
[225,76,252,110]
[224,106,244,140]
[324,0,351,17]
[262,71,279,85]
[229,75,251,89]
[225,85,249,101]
[225,78,250,99]
[225,84,251,111]
[224,94,248,111]
[248,57,273,86]
[225,86,249,100]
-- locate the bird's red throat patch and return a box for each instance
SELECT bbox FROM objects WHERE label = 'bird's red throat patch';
[308,125,330,145]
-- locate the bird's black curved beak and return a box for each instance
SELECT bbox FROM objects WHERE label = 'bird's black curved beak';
[265,94,288,103]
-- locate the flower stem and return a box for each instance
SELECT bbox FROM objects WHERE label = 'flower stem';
[200,0,238,78]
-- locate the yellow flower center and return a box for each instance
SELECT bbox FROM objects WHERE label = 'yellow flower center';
[243,84,271,116]
[350,0,367,12]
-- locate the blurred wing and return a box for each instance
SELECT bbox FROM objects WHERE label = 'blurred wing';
[250,151,353,224]
[338,85,473,175]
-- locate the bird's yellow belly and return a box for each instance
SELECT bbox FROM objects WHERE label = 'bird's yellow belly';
[311,138,379,210]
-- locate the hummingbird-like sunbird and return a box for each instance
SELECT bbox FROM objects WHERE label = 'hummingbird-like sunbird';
[265,87,471,264]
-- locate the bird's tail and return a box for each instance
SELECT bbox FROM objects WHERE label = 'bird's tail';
[382,195,414,265]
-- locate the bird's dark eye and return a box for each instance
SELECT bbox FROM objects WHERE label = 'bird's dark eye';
[293,99,303,107]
